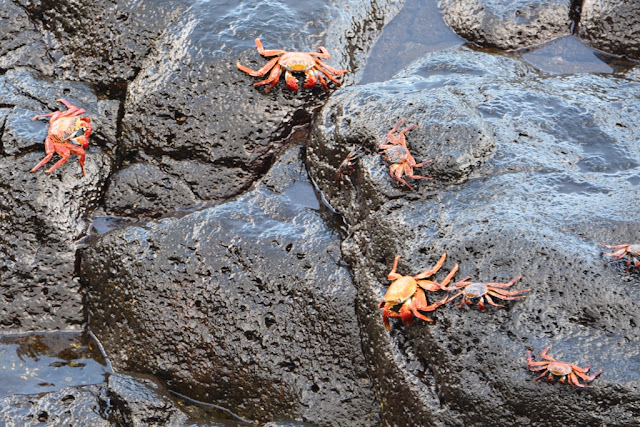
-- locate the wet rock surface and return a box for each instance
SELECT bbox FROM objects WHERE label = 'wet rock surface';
[577,0,640,60]
[438,0,573,50]
[309,47,640,425]
[0,373,209,426]
[15,0,190,86]
[0,69,116,332]
[112,0,400,217]
[82,146,379,425]
[1,0,640,425]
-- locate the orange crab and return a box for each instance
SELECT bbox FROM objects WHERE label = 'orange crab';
[602,243,640,274]
[444,275,529,311]
[236,38,348,93]
[378,120,432,190]
[379,253,458,330]
[527,346,602,388]
[31,98,92,176]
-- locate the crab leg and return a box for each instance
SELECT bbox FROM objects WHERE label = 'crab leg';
[416,280,442,292]
[568,372,593,388]
[387,255,404,281]
[392,165,415,190]
[486,292,528,302]
[388,119,407,135]
[30,136,55,173]
[534,370,550,383]
[602,244,630,250]
[398,123,418,138]
[316,72,329,90]
[253,64,282,93]
[540,347,556,362]
[484,294,505,307]
[33,111,61,121]
[398,302,417,324]
[45,143,86,175]
[237,56,280,77]
[413,252,447,279]
[527,362,550,370]
[482,277,522,288]
[316,65,344,86]
[307,46,332,59]
[402,162,433,181]
[488,287,530,296]
[603,251,628,261]
[254,38,286,56]
[413,159,433,168]
[432,263,459,289]
[573,367,602,382]
[315,59,348,75]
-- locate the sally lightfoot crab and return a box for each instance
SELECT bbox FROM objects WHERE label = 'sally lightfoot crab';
[444,275,529,311]
[602,243,640,274]
[380,253,458,330]
[31,98,92,176]
[236,38,348,93]
[527,346,602,388]
[378,119,432,190]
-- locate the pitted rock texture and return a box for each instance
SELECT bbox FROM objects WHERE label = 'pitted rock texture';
[82,147,379,425]
[438,0,572,50]
[578,0,640,60]
[15,0,190,85]
[309,46,640,426]
[0,373,198,426]
[0,69,116,332]
[111,0,402,217]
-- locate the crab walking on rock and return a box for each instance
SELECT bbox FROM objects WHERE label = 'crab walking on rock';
[378,119,432,190]
[237,38,348,93]
[31,98,92,176]
[527,347,602,388]
[442,275,529,311]
[380,253,458,330]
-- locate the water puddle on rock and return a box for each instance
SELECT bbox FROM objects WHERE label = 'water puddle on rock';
[521,35,639,74]
[0,332,110,398]
[359,0,463,84]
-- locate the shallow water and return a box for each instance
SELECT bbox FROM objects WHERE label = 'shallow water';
[0,332,109,398]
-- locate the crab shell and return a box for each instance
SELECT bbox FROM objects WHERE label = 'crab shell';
[628,244,640,256]
[383,145,409,165]
[462,283,488,299]
[547,361,573,377]
[50,116,91,148]
[383,276,418,305]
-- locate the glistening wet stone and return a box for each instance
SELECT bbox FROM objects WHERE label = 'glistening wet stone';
[82,147,379,425]
[309,46,640,426]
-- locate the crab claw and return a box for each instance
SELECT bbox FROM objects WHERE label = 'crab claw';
[284,70,299,91]
[303,70,318,89]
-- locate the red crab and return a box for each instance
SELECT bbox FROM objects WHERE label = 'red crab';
[236,38,348,93]
[527,346,602,388]
[602,243,640,274]
[379,253,458,330]
[378,119,432,190]
[444,275,529,311]
[31,98,92,176]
